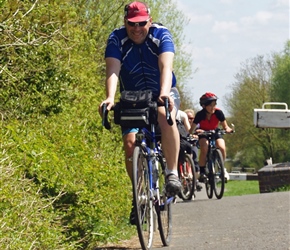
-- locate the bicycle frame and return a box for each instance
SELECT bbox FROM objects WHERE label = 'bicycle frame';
[207,135,217,170]
[136,125,162,204]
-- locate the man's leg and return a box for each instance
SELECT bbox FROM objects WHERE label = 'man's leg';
[122,131,137,225]
[122,132,136,182]
[198,137,209,182]
[158,107,179,171]
[158,107,181,195]
[192,145,202,191]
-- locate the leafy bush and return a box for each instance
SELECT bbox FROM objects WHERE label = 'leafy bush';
[0,110,135,249]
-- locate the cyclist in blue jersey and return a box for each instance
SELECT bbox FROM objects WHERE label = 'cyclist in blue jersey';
[99,1,181,224]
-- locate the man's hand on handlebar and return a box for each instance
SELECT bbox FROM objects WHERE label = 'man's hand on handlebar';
[158,95,174,112]
[190,134,199,139]
[195,129,204,134]
[99,98,114,117]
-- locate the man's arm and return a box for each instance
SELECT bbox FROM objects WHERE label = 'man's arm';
[189,123,197,135]
[158,52,174,108]
[105,57,121,107]
[181,112,191,132]
[98,57,120,116]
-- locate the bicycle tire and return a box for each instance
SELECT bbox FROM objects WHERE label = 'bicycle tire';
[213,149,225,199]
[178,154,196,201]
[205,160,214,199]
[132,146,154,250]
[156,154,172,246]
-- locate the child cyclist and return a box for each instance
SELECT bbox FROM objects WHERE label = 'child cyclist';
[189,92,233,181]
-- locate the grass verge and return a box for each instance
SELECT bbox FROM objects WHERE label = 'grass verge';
[224,180,260,196]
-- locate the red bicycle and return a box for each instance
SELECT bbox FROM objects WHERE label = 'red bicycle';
[177,137,197,201]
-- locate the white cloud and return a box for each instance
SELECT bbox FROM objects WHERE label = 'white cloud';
[220,0,233,4]
[212,21,239,33]
[192,46,215,60]
[255,11,273,24]
[275,0,289,7]
[240,11,273,26]
[188,13,213,24]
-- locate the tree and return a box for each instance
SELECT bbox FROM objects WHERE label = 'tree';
[269,40,290,163]
[226,43,290,169]
[271,40,290,106]
[226,55,274,169]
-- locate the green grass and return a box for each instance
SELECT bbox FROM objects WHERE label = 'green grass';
[224,181,290,196]
[224,180,260,196]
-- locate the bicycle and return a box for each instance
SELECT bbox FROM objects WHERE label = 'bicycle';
[102,98,175,250]
[177,136,197,201]
[197,129,233,199]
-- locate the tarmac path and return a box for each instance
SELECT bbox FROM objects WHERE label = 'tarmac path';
[98,187,289,250]
[152,186,290,250]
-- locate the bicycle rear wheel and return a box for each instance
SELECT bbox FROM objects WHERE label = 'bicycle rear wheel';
[178,154,196,201]
[205,161,214,199]
[213,149,225,199]
[156,154,172,246]
[132,146,154,250]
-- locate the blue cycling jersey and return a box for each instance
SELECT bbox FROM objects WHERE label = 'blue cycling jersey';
[105,23,177,98]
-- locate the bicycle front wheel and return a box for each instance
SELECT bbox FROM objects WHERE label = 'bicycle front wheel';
[156,154,172,246]
[213,149,225,199]
[205,161,214,199]
[178,154,196,201]
[132,146,154,250]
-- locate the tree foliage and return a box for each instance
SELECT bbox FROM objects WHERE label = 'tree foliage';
[226,41,290,170]
[271,40,290,106]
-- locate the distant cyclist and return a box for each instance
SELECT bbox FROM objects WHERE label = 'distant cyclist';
[176,109,192,158]
[176,109,191,132]
[98,1,181,224]
[189,92,233,181]
[184,109,202,191]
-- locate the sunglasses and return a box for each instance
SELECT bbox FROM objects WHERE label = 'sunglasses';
[126,19,149,27]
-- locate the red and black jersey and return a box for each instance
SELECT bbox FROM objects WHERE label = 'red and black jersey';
[193,108,225,131]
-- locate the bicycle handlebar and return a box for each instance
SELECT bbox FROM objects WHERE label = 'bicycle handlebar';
[196,129,235,137]
[101,97,173,130]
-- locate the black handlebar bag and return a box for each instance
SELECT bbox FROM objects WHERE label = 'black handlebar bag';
[114,90,158,128]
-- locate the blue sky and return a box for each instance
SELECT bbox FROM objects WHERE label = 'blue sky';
[175,0,289,115]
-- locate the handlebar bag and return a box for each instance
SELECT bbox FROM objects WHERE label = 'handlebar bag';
[114,90,157,128]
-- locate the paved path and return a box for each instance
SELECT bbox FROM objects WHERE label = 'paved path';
[152,186,290,250]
